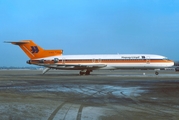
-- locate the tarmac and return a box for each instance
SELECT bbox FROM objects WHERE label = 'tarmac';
[0,70,179,120]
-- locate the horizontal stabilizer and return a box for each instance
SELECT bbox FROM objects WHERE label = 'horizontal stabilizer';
[4,41,30,45]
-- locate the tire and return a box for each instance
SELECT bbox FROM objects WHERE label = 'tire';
[80,71,85,75]
[85,71,90,75]
[155,71,159,75]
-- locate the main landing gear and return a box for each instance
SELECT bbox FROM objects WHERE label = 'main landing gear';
[79,70,92,75]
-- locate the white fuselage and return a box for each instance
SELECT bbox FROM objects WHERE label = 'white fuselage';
[31,54,174,70]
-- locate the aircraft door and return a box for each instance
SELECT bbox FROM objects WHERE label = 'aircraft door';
[92,58,95,63]
[98,58,101,63]
[146,56,150,64]
[62,58,65,64]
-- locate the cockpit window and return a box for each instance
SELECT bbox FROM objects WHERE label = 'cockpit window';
[163,57,169,60]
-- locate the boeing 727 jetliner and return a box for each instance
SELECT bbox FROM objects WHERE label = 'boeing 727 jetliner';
[5,40,174,75]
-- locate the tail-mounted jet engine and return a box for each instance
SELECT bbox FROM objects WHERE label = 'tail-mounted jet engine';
[26,60,31,64]
[39,59,44,63]
[54,58,59,63]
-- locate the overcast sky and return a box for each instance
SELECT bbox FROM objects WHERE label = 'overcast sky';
[1,0,179,66]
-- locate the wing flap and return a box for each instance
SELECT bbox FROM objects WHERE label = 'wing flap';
[34,63,107,69]
[56,64,107,68]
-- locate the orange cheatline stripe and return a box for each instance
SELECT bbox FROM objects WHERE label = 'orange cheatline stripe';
[29,59,173,64]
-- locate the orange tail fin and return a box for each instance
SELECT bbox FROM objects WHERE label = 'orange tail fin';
[5,40,63,59]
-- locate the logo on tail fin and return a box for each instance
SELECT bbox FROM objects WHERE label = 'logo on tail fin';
[31,46,39,53]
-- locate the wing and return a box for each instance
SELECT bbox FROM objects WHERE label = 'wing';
[36,63,107,70]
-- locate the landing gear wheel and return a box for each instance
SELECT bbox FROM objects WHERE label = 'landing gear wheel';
[85,71,91,75]
[80,70,92,75]
[80,71,85,75]
[155,71,159,75]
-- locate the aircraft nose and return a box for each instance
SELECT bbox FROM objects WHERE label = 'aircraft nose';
[170,60,174,66]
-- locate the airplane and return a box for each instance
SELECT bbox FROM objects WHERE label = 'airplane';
[5,40,174,75]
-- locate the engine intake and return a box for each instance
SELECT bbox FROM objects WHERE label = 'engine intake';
[39,59,44,63]
[54,58,59,63]
[26,60,31,64]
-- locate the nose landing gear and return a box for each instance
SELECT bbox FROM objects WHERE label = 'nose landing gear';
[155,71,159,75]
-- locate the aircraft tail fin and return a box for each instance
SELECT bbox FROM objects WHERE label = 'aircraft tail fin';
[5,40,63,59]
